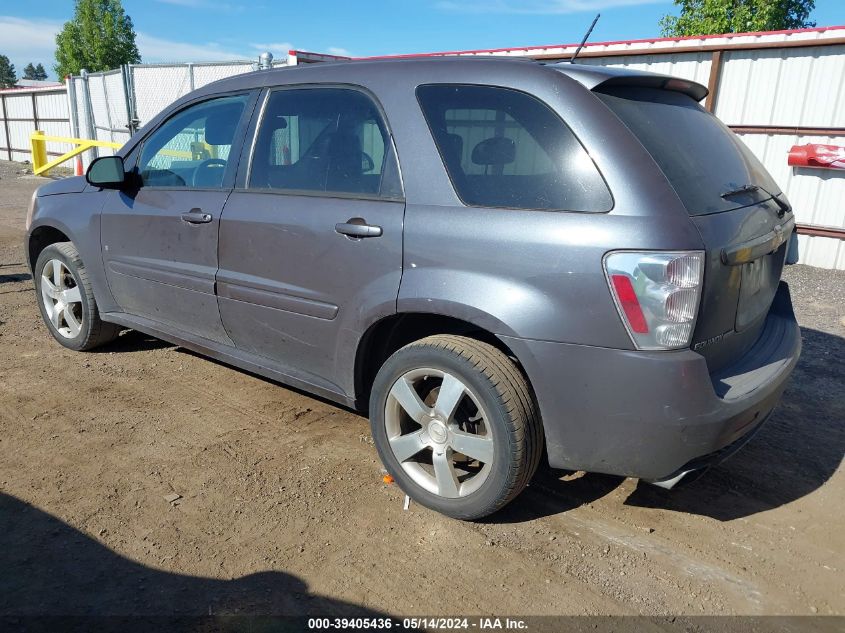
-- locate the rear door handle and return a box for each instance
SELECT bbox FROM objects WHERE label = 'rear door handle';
[181,208,213,224]
[335,218,383,238]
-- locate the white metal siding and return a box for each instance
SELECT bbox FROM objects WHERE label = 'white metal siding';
[35,92,69,121]
[580,51,713,85]
[715,45,845,126]
[5,94,34,119]
[797,234,845,269]
[737,133,845,227]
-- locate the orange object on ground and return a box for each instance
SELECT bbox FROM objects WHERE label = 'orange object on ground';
[382,474,394,484]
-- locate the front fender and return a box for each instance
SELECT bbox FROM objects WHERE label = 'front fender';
[27,191,117,313]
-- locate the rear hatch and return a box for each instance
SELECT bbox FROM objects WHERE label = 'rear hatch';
[595,85,794,373]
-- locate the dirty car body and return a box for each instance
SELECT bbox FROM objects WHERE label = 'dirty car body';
[26,58,801,518]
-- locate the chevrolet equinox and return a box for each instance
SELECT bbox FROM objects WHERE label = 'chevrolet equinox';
[26,58,801,519]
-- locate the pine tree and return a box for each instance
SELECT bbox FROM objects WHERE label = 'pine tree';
[22,63,45,81]
[0,55,16,88]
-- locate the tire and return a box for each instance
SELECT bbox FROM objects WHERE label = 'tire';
[369,334,543,520]
[34,242,121,351]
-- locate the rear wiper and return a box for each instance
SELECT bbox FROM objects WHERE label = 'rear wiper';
[721,184,790,217]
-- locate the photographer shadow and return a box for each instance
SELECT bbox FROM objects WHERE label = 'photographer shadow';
[0,492,398,630]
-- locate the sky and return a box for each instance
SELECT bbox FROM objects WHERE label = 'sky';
[1,0,844,79]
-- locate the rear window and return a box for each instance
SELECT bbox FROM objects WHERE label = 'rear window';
[417,84,612,212]
[596,86,780,216]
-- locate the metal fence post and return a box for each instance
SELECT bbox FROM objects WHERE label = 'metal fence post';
[67,76,80,140]
[1,93,11,161]
[79,69,99,160]
[188,63,195,91]
[121,64,137,134]
[126,64,140,133]
[99,72,115,143]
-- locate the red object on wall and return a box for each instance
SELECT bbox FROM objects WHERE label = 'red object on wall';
[788,143,845,170]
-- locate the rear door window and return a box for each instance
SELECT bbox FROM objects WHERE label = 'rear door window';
[595,86,781,216]
[416,84,611,212]
[248,88,401,198]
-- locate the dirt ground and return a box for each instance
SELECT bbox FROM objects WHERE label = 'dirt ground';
[0,160,843,620]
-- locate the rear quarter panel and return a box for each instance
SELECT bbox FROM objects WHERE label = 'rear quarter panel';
[373,62,705,346]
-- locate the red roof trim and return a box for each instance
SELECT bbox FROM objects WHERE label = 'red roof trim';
[355,24,845,60]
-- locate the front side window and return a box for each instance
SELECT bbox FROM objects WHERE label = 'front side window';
[137,94,249,188]
[249,88,400,198]
[417,84,611,212]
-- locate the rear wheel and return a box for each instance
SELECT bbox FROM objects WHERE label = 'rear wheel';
[369,335,542,520]
[34,242,121,351]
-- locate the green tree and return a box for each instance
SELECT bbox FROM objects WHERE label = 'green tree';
[23,63,49,81]
[54,0,141,78]
[0,55,17,88]
[660,0,816,37]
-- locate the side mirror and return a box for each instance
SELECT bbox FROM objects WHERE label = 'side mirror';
[86,155,127,189]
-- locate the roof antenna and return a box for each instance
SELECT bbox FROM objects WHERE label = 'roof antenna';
[570,13,600,63]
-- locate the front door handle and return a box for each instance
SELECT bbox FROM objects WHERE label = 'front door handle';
[335,217,382,238]
[181,208,213,224]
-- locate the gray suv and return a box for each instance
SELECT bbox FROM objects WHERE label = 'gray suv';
[25,58,801,519]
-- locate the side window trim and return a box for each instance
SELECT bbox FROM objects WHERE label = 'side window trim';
[133,89,260,191]
[239,83,404,201]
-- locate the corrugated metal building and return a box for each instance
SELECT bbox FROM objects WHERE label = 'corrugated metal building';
[381,26,845,269]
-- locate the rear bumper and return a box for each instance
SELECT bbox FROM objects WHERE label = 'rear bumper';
[500,282,801,480]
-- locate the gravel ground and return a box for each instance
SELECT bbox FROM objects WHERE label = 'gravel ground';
[0,160,843,621]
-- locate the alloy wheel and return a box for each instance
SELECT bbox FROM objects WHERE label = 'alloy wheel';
[384,368,495,498]
[40,259,84,339]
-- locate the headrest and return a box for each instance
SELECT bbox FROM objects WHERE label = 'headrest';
[205,105,243,145]
[472,137,516,167]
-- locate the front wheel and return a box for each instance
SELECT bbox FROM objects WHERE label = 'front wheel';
[369,335,543,520]
[34,242,121,351]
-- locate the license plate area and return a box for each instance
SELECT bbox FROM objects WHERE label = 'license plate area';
[736,243,785,331]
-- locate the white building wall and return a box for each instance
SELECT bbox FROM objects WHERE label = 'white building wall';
[579,51,713,85]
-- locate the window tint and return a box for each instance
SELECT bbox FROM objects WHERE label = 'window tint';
[249,88,399,197]
[417,84,611,212]
[596,87,781,216]
[138,95,249,188]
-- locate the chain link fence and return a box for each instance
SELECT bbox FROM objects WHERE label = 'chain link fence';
[68,57,291,169]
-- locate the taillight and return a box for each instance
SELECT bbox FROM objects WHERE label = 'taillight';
[604,251,704,350]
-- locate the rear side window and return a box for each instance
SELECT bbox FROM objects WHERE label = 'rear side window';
[416,84,611,212]
[596,86,781,215]
[249,88,401,198]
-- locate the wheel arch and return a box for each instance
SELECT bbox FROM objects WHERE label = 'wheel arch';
[354,312,526,410]
[27,224,73,273]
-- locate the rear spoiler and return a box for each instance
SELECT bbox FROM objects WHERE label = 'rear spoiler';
[550,64,709,102]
